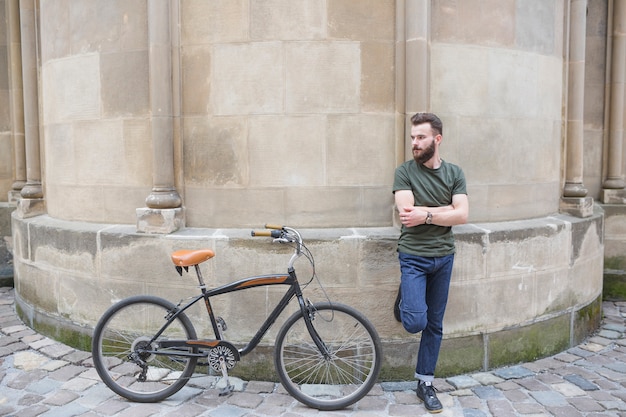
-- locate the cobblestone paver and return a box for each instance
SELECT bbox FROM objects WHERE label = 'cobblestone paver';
[1,286,625,416]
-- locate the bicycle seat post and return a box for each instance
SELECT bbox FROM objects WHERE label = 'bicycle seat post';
[194,264,206,288]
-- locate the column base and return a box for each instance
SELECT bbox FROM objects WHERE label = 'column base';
[136,207,185,234]
[559,197,594,218]
[15,198,46,219]
[601,188,626,204]
[8,191,21,204]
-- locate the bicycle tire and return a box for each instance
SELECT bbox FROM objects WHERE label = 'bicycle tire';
[92,295,198,402]
[274,302,382,411]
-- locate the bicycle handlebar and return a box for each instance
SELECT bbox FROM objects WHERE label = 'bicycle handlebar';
[250,229,282,238]
[250,225,309,276]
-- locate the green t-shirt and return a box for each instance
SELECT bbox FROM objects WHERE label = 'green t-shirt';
[393,159,467,257]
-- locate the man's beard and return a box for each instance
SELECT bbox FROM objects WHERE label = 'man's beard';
[413,140,435,164]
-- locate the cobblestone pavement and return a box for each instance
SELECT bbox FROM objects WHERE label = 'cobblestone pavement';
[1,286,625,417]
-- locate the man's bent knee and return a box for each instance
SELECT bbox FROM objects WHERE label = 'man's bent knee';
[401,310,427,334]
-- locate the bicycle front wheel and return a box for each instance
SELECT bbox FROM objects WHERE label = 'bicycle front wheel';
[275,302,382,411]
[92,295,198,402]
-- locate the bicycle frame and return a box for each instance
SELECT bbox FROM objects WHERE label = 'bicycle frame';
[156,270,301,358]
[146,227,329,360]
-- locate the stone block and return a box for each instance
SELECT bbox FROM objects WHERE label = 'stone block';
[285,42,360,113]
[136,207,184,234]
[0,202,15,236]
[488,314,570,369]
[182,117,248,187]
[181,0,247,44]
[283,187,366,227]
[100,50,149,117]
[450,225,488,282]
[181,45,212,115]
[573,296,602,345]
[14,262,60,314]
[39,0,70,61]
[42,123,74,184]
[432,44,562,120]
[361,41,395,112]
[73,120,124,185]
[42,54,101,122]
[358,235,400,287]
[602,189,626,205]
[103,185,151,224]
[212,42,284,115]
[8,190,21,204]
[436,334,484,377]
[326,114,395,186]
[492,365,534,380]
[560,197,594,218]
[483,182,561,222]
[250,0,324,40]
[122,119,152,183]
[328,0,394,41]
[248,116,325,187]
[15,198,45,219]
[432,0,515,46]
[514,0,557,55]
[183,186,285,228]
[45,184,104,222]
[69,0,147,54]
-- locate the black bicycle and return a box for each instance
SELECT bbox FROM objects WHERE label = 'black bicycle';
[91,224,382,411]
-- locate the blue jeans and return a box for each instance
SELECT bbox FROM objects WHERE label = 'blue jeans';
[398,252,454,381]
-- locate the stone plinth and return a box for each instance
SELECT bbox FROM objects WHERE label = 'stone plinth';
[136,207,185,234]
[15,198,46,219]
[560,197,594,218]
[12,208,604,379]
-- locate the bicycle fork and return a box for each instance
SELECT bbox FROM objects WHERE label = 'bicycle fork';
[299,297,333,360]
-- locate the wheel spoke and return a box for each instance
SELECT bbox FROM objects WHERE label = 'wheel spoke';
[275,302,381,410]
[92,296,198,402]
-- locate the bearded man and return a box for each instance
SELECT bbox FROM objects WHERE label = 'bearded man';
[393,112,469,413]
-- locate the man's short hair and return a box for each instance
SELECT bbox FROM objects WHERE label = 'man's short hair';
[410,112,443,136]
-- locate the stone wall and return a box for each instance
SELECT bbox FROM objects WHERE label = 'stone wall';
[12,208,603,378]
[33,0,571,227]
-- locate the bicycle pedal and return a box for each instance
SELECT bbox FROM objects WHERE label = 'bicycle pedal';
[216,316,227,332]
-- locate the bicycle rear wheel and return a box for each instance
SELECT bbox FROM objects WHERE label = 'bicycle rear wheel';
[274,302,382,411]
[92,295,198,402]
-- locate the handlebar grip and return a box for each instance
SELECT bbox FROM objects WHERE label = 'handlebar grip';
[251,229,282,238]
[264,223,283,230]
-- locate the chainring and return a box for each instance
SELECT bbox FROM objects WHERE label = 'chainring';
[208,344,237,372]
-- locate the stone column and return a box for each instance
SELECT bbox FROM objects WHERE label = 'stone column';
[561,0,593,217]
[6,0,26,203]
[602,0,626,203]
[403,0,430,162]
[136,0,184,233]
[15,0,44,218]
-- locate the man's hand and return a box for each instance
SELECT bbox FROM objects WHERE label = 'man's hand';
[399,206,428,227]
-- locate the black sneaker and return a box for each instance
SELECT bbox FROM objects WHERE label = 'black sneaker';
[393,286,401,322]
[416,381,442,413]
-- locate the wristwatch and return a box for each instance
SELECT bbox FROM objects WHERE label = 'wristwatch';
[425,212,433,224]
